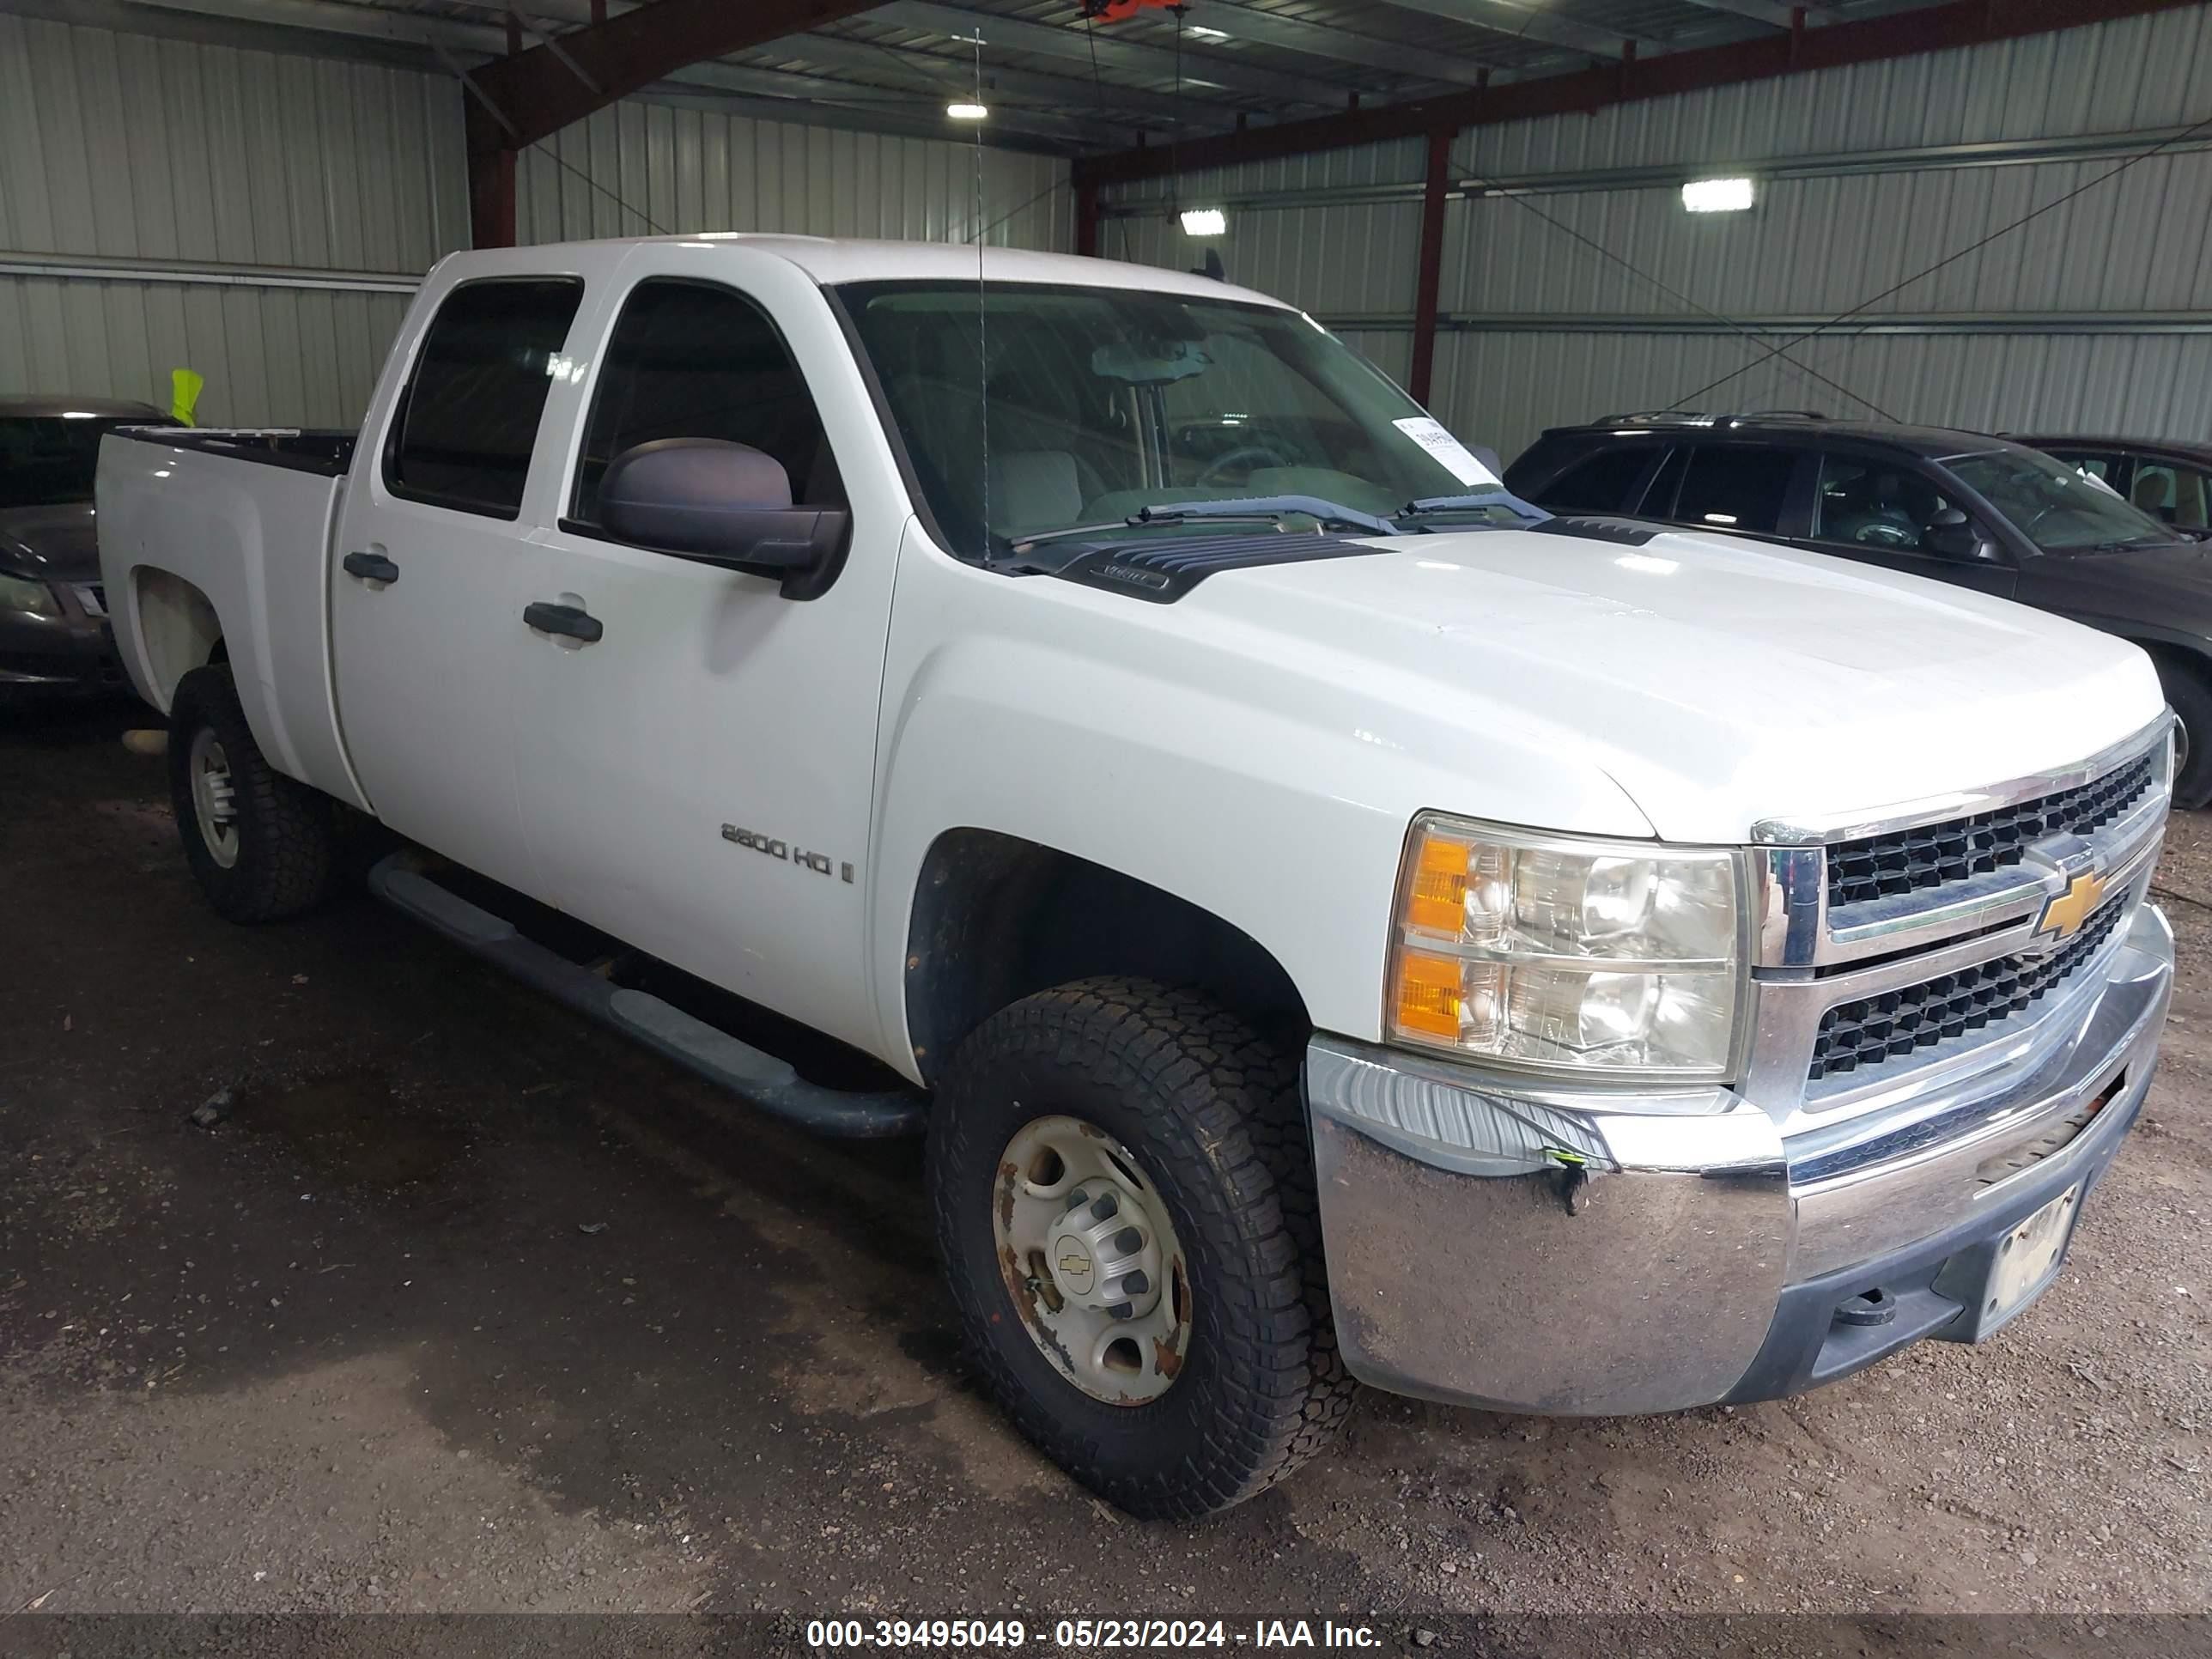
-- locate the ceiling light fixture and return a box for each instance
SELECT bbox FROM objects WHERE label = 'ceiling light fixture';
[1681,176,1755,213]
[946,101,988,120]
[1186,24,1231,40]
[1180,207,1227,237]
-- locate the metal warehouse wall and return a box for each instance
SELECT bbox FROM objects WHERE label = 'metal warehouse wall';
[0,14,465,428]
[517,104,1070,253]
[0,16,1070,428]
[1105,3,2212,461]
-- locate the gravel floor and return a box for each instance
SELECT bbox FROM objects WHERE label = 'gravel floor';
[2,701,2207,1656]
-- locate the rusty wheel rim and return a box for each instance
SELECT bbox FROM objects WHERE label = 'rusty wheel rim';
[993,1115,1191,1406]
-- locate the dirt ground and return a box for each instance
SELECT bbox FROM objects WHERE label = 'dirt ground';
[3,700,2208,1656]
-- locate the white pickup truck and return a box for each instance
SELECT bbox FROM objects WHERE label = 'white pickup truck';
[98,236,2177,1519]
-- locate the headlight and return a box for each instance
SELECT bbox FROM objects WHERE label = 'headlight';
[1388,814,1743,1079]
[0,574,59,617]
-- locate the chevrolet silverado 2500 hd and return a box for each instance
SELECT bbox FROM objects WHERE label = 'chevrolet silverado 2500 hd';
[96,238,2177,1519]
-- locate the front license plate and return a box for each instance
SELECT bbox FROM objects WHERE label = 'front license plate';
[1988,1184,2080,1322]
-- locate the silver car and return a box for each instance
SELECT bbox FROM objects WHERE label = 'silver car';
[1,394,172,699]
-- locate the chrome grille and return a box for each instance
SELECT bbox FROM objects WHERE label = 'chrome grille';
[1826,754,2154,909]
[1808,897,2126,1082]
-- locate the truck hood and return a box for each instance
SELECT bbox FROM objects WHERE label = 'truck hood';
[0,503,100,583]
[1199,526,2165,843]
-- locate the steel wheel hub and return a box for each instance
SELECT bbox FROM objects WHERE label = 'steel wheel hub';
[994,1115,1191,1406]
[189,727,240,869]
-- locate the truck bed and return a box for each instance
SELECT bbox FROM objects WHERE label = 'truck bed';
[96,425,368,811]
[145,428,359,477]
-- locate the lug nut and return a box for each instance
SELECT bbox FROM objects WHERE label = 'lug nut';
[1066,1188,1089,1211]
[1123,1271,1150,1296]
[1115,1227,1143,1255]
[1105,1302,1133,1320]
[1091,1194,1119,1220]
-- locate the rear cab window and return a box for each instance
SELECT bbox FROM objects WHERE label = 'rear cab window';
[384,278,586,520]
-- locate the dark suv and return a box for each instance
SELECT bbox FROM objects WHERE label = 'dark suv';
[1505,412,2212,806]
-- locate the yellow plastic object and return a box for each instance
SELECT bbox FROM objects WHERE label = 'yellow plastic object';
[1405,827,1469,935]
[1392,950,1462,1041]
[169,368,204,427]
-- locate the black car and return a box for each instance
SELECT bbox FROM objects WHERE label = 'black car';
[1504,412,2212,806]
[2010,434,2212,536]
[0,394,172,702]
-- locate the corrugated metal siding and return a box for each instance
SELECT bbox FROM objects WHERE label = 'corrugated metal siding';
[516,106,1072,251]
[0,16,1069,424]
[0,12,465,422]
[0,15,468,273]
[0,275,413,430]
[1104,4,2212,459]
[1443,147,2212,320]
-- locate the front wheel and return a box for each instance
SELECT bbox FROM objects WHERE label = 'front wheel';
[168,664,339,922]
[927,978,1354,1519]
[2156,656,2212,810]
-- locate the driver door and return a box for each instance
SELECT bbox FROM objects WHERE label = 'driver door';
[501,245,902,1059]
[1795,451,2017,599]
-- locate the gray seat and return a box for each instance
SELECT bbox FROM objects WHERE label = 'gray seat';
[986,450,1083,536]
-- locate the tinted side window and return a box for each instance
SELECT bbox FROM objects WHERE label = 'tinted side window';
[385,279,584,519]
[572,278,842,527]
[1539,445,1656,513]
[1811,455,1955,551]
[1674,445,1795,533]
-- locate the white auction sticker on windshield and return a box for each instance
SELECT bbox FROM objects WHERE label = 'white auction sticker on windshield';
[1393,416,1498,487]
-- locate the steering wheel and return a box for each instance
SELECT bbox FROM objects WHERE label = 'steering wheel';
[1851,521,1920,549]
[1196,445,1290,488]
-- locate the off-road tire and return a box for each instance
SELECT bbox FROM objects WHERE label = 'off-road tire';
[927,977,1357,1519]
[168,664,338,922]
[2155,655,2212,810]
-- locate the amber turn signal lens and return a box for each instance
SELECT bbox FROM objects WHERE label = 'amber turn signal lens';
[1393,951,1462,1040]
[1405,830,1468,934]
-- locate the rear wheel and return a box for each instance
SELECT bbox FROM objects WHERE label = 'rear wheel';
[2155,656,2212,810]
[927,977,1355,1518]
[168,664,338,922]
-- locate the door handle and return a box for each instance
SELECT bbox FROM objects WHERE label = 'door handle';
[342,550,398,584]
[524,600,604,644]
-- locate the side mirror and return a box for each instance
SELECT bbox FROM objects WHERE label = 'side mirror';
[1926,507,2002,562]
[599,438,850,598]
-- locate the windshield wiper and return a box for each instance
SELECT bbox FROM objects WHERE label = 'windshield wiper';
[2086,534,2172,552]
[1006,494,1400,556]
[1395,489,1552,526]
[1135,495,1400,536]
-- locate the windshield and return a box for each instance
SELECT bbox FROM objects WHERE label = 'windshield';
[1946,446,2174,552]
[0,416,164,509]
[836,281,1508,555]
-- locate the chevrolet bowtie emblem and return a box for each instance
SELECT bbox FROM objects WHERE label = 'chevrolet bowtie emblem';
[2034,867,2108,943]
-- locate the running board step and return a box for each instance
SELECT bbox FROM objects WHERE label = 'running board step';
[368,855,925,1139]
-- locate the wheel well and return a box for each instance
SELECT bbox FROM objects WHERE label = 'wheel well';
[903,829,1310,1085]
[132,568,224,707]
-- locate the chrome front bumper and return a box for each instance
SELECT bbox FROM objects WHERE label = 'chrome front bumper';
[1306,901,2174,1416]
